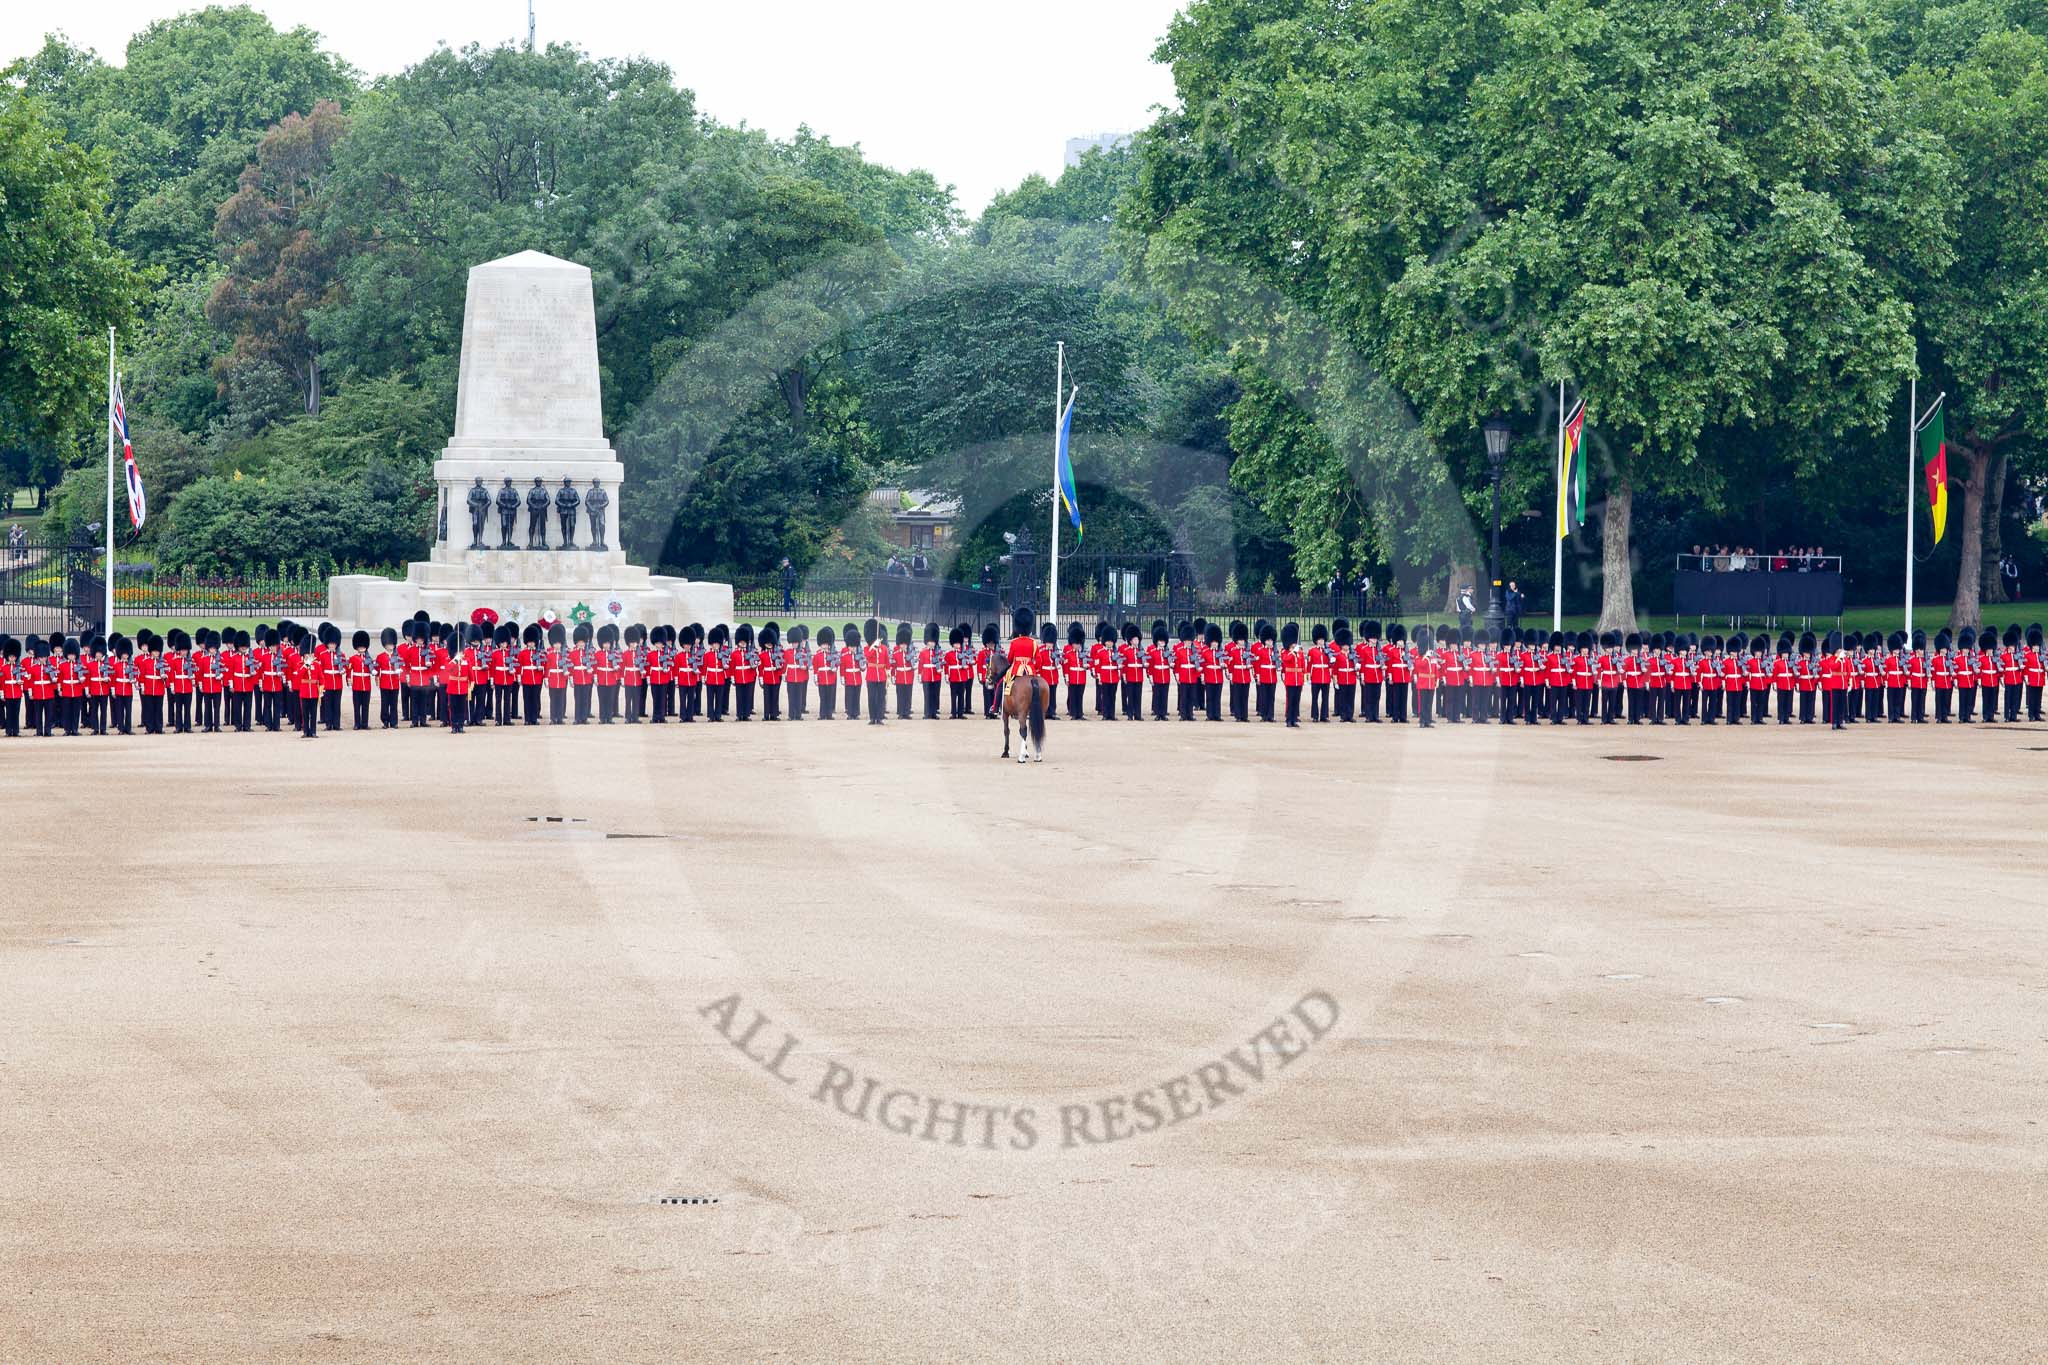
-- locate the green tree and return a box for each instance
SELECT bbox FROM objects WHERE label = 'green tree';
[1127,0,1943,629]
[207,99,349,415]
[0,91,151,452]
[1882,5,2048,626]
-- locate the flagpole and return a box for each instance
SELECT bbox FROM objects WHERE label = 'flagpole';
[1049,341,1063,624]
[1553,379,1565,633]
[1905,376,1916,637]
[105,329,116,632]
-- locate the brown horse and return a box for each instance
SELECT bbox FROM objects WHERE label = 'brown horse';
[1000,670,1048,762]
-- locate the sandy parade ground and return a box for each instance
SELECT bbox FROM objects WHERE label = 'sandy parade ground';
[3,714,2045,1360]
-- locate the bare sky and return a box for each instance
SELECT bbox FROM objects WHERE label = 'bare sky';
[2,0,1186,213]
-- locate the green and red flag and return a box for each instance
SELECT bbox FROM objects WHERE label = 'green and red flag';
[1915,395,1948,545]
[1556,397,1587,540]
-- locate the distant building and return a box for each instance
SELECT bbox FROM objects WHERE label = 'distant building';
[1065,132,1131,168]
[868,486,961,554]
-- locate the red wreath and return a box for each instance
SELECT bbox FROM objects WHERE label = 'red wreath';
[470,607,500,627]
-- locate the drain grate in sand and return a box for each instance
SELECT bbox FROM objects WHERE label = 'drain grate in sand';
[658,1196,720,1206]
[1604,754,1663,762]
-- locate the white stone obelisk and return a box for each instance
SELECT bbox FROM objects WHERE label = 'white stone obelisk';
[329,250,731,630]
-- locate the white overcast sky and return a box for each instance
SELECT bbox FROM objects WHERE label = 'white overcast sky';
[3,1,1186,213]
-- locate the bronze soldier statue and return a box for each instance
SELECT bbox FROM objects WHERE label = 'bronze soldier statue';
[526,477,551,550]
[467,476,492,550]
[585,478,610,551]
[495,477,521,549]
[554,476,580,550]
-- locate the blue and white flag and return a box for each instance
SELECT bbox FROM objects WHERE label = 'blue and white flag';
[113,375,145,528]
[1055,387,1081,540]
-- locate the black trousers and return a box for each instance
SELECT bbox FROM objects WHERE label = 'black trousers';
[818,680,837,719]
[1069,681,1086,720]
[894,681,911,719]
[1123,679,1143,718]
[573,683,593,724]
[1309,682,1328,722]
[1387,682,1409,723]
[1284,684,1302,726]
[598,684,619,723]
[1100,678,1118,720]
[1229,681,1249,722]
[1255,681,1275,723]
[1958,684,1976,721]
[924,680,941,720]
[2028,683,2043,722]
[299,695,319,737]
[352,692,370,729]
[1800,690,1817,724]
[1,696,19,737]
[844,679,861,719]
[1178,680,1198,721]
[789,679,806,719]
[113,695,132,735]
[1333,683,1354,721]
[736,681,756,721]
[1206,681,1223,721]
[1417,688,1434,727]
[1360,681,1381,722]
[763,680,782,721]
[548,686,567,724]
[867,679,886,722]
[2007,683,2023,722]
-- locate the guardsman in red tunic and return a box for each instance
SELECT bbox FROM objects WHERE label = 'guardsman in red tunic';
[1866,633,1892,722]
[1795,632,1820,724]
[1146,620,1172,721]
[1252,622,1278,723]
[1439,627,1467,723]
[1306,624,1332,722]
[1060,622,1087,720]
[1357,621,1384,723]
[890,622,915,720]
[1820,630,1847,729]
[1621,633,1647,724]
[863,620,889,725]
[440,633,472,734]
[2025,623,2046,722]
[1569,630,1596,724]
[1200,622,1226,721]
[1764,634,1789,725]
[1090,622,1117,720]
[544,622,571,724]
[1384,623,1412,723]
[1118,622,1144,721]
[371,627,400,729]
[836,623,862,720]
[134,631,165,735]
[1930,628,1956,722]
[1221,621,1249,722]
[347,630,373,730]
[24,638,55,737]
[163,628,193,733]
[515,623,544,725]
[1279,621,1307,727]
[291,633,321,737]
[1411,626,1439,727]
[1883,630,1909,723]
[944,626,972,719]
[1331,624,1358,722]
[917,622,942,720]
[785,624,811,720]
[0,635,23,738]
[1171,619,1200,721]
[568,622,597,723]
[1952,627,1978,721]
[1905,629,1929,723]
[78,636,108,736]
[596,622,626,723]
[108,635,136,735]
[1999,624,2024,722]
[758,623,785,720]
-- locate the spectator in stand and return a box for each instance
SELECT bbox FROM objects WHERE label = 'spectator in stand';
[1692,544,1709,572]
[1728,547,1746,571]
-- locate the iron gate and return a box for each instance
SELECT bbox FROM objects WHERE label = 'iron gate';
[0,532,105,636]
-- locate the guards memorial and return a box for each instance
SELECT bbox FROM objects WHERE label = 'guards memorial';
[329,250,732,628]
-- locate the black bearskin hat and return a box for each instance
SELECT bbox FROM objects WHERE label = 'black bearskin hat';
[1205,623,1223,645]
[1888,630,1908,651]
[1957,627,1975,650]
[1934,628,1952,650]
[1041,621,1058,645]
[1363,620,1382,642]
[1281,621,1299,647]
[1177,619,1194,642]
[1312,623,1328,643]
[2029,624,2044,648]
[1152,619,1168,642]
[924,621,940,644]
[733,623,753,647]
[1388,623,1406,643]
[1799,631,1816,655]
[549,622,567,646]
[1911,629,1926,651]
[1068,620,1086,644]
[1335,624,1352,646]
[1823,630,1841,654]
[817,625,835,647]
[352,629,370,650]
[896,621,912,645]
[1124,620,1141,641]
[1011,607,1033,639]
[844,622,861,647]
[760,623,779,648]
[981,624,998,646]
[1230,620,1248,642]
[573,622,593,645]
[2004,623,2023,647]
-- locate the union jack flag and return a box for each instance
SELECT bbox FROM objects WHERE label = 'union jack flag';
[113,375,145,528]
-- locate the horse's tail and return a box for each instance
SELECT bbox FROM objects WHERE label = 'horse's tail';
[1031,679,1048,753]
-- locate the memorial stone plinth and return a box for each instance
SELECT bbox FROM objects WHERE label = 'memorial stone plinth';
[328,250,731,629]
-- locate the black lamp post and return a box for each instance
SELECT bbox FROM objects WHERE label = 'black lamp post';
[1482,415,1512,636]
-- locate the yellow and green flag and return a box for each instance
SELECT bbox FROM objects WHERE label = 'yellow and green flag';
[1556,397,1587,540]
